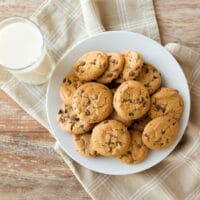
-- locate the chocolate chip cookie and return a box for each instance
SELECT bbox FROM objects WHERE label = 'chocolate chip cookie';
[72,133,98,157]
[73,51,108,81]
[122,51,143,80]
[148,87,184,120]
[113,80,150,120]
[59,72,85,104]
[118,130,148,164]
[136,63,161,94]
[142,116,179,150]
[57,104,93,134]
[91,120,130,156]
[97,52,124,84]
[72,82,113,123]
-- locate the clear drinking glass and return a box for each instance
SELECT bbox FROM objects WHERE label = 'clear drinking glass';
[0,16,55,85]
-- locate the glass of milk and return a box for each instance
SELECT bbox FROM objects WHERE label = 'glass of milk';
[0,16,55,85]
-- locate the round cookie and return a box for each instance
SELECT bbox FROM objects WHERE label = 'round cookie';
[136,63,161,94]
[142,116,179,150]
[60,72,85,104]
[72,82,113,123]
[118,130,148,164]
[113,80,150,120]
[131,115,151,132]
[108,110,132,127]
[73,51,108,81]
[72,133,98,157]
[148,87,184,120]
[57,104,93,134]
[91,120,130,156]
[122,51,143,80]
[97,52,124,84]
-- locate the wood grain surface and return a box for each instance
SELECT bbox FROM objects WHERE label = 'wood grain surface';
[0,0,200,200]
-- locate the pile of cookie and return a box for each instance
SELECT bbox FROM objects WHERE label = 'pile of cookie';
[57,51,183,164]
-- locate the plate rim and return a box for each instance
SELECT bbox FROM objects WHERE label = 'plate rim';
[46,30,191,175]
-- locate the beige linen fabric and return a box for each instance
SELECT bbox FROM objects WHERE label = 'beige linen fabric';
[0,0,199,199]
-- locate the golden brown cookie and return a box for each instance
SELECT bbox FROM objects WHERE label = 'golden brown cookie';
[118,130,148,164]
[108,110,132,127]
[131,115,151,132]
[122,51,143,80]
[148,87,184,120]
[136,63,161,94]
[72,133,98,157]
[113,80,150,120]
[97,52,124,84]
[73,51,108,81]
[57,104,93,134]
[91,120,130,156]
[72,82,113,123]
[59,72,85,104]
[142,116,179,150]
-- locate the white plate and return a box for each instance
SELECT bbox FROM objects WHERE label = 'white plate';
[47,31,190,175]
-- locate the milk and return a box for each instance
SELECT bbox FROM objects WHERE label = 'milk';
[0,19,54,85]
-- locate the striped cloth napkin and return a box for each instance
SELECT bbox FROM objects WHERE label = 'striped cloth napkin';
[0,0,199,199]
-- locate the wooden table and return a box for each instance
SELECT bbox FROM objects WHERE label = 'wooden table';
[0,1,199,199]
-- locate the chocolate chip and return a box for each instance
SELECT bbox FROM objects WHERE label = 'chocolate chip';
[173,122,176,126]
[153,76,158,79]
[136,66,140,70]
[94,94,98,100]
[58,109,63,114]
[72,115,79,121]
[90,59,96,65]
[67,79,72,84]
[145,68,149,73]
[129,112,134,116]
[161,130,165,134]
[79,61,86,66]
[64,109,68,113]
[85,109,90,116]
[63,78,66,83]
[143,102,147,107]
[110,59,118,64]
[129,71,135,77]
[155,104,165,112]
[86,99,91,106]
